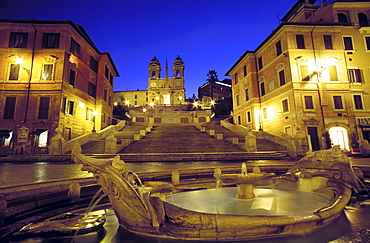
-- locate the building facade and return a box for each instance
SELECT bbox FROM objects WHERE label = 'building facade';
[114,56,186,107]
[0,19,118,155]
[226,0,370,152]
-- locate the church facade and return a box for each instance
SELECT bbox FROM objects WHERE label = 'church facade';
[114,56,186,107]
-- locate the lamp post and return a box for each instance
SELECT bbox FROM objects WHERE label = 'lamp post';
[92,110,98,132]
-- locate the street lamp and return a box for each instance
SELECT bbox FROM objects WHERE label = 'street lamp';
[92,110,98,132]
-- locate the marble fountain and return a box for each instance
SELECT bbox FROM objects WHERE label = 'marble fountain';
[73,146,363,241]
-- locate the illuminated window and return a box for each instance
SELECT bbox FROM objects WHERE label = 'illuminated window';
[329,66,338,81]
[243,65,247,77]
[69,69,76,86]
[38,97,50,119]
[90,56,98,72]
[260,82,265,96]
[337,13,348,24]
[234,73,238,84]
[37,130,48,147]
[276,40,282,56]
[358,13,369,27]
[258,57,263,70]
[333,96,344,109]
[246,111,252,123]
[353,95,363,110]
[279,70,286,86]
[245,89,249,101]
[365,37,370,50]
[348,69,363,83]
[343,37,353,50]
[296,35,305,49]
[282,99,289,113]
[42,33,60,49]
[42,64,53,80]
[70,38,80,56]
[88,83,96,98]
[304,96,314,110]
[9,32,28,48]
[300,65,310,81]
[9,64,20,80]
[323,35,333,49]
[3,97,16,119]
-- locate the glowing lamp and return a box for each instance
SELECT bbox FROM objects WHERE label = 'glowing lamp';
[15,57,24,65]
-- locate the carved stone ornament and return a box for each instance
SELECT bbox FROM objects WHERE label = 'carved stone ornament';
[41,55,59,63]
[275,63,285,71]
[258,76,265,82]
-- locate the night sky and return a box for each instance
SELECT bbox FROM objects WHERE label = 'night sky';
[1,0,298,98]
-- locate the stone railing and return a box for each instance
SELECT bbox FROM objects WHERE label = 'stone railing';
[49,121,126,154]
[220,117,303,158]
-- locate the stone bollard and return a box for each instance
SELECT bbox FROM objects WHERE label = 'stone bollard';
[215,134,224,139]
[200,127,206,132]
[207,130,215,135]
[134,134,142,140]
[0,195,6,225]
[146,126,151,132]
[68,183,81,202]
[105,133,118,154]
[171,170,180,184]
[140,130,146,136]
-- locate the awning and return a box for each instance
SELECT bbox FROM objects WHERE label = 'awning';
[0,130,12,138]
[29,129,47,136]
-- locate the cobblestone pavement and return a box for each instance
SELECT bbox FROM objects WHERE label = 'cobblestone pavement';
[0,157,369,188]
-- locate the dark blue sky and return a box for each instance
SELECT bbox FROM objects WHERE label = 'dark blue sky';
[1,0,298,98]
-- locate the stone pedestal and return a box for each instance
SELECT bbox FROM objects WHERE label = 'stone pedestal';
[105,133,118,154]
[236,183,255,199]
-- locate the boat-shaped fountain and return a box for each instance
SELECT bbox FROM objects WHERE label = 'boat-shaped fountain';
[73,145,362,241]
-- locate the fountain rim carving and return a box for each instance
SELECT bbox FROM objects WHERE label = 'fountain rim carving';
[73,146,362,241]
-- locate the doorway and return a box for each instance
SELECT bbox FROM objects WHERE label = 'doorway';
[307,127,320,151]
[329,126,349,151]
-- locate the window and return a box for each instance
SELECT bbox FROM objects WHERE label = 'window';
[88,82,96,98]
[42,33,60,48]
[86,108,93,121]
[337,13,348,24]
[260,82,265,96]
[9,32,28,48]
[237,115,241,125]
[304,96,314,110]
[110,74,114,86]
[365,36,370,50]
[348,69,363,83]
[333,96,343,110]
[358,13,369,27]
[9,64,20,80]
[42,64,53,80]
[268,80,275,92]
[353,95,363,110]
[323,35,333,49]
[69,69,76,86]
[38,97,50,119]
[300,65,310,81]
[70,38,80,56]
[235,95,240,106]
[276,40,282,56]
[105,66,109,79]
[243,65,247,77]
[68,101,75,115]
[258,57,263,70]
[279,70,286,86]
[263,107,267,119]
[90,56,98,72]
[343,37,353,50]
[3,97,16,119]
[296,35,305,49]
[246,111,251,123]
[234,73,238,84]
[329,66,338,81]
[37,130,48,147]
[282,99,289,113]
[245,89,249,101]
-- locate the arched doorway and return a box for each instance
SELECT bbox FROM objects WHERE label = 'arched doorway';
[328,126,349,151]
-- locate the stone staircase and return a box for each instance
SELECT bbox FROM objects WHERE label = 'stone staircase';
[120,125,246,154]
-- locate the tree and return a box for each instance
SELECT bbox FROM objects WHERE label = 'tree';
[206,70,218,82]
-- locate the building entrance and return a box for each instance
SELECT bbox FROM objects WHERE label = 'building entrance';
[307,127,320,151]
[329,126,349,151]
